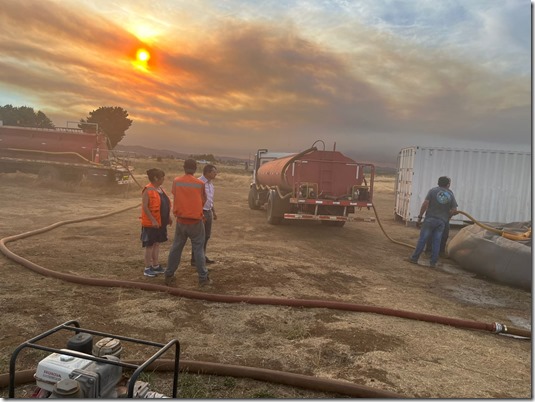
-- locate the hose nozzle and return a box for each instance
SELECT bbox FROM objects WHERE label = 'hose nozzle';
[493,322,531,339]
[492,322,506,334]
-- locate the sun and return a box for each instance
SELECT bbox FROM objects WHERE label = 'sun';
[136,48,151,62]
[132,48,151,72]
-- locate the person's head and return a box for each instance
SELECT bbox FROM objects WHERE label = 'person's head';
[184,159,197,174]
[203,164,217,180]
[438,176,451,188]
[146,168,165,184]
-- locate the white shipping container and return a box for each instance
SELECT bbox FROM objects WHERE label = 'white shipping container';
[394,146,532,225]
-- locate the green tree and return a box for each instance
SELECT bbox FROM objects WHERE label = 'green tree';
[80,106,132,149]
[0,104,54,128]
[35,111,55,128]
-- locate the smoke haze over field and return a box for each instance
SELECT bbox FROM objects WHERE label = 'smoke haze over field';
[0,0,530,165]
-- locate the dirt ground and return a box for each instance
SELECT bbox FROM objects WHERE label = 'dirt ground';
[0,165,531,398]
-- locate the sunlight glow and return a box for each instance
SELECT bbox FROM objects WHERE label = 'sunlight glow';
[132,47,151,72]
[136,48,150,62]
[130,24,160,44]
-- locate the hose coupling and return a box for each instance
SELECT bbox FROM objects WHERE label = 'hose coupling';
[493,322,508,334]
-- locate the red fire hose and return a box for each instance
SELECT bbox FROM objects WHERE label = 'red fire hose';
[0,205,529,338]
[0,360,402,398]
[0,204,530,398]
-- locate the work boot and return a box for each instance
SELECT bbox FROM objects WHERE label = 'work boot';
[407,257,418,265]
[193,257,215,265]
[164,276,176,287]
[199,277,213,288]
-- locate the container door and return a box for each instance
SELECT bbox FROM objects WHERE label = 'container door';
[394,147,415,221]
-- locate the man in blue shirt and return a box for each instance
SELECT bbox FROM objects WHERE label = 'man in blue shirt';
[408,176,458,268]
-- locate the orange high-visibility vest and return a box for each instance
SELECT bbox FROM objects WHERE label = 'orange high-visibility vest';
[172,174,204,220]
[140,184,170,227]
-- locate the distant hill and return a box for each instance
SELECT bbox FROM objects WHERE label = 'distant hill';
[114,144,397,173]
[114,144,189,159]
[114,144,248,162]
[374,165,397,175]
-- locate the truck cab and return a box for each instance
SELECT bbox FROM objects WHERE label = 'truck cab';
[251,149,295,185]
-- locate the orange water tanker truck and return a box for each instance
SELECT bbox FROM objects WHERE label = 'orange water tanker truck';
[248,141,375,226]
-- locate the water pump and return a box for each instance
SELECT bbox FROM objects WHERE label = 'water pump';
[8,320,180,398]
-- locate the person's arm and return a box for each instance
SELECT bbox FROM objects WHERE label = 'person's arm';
[142,191,159,228]
[417,199,430,224]
[165,190,173,226]
[449,194,459,216]
[212,205,217,220]
[201,183,207,206]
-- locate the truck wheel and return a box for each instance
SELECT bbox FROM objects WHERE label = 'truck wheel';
[266,190,283,225]
[38,166,60,181]
[248,185,261,210]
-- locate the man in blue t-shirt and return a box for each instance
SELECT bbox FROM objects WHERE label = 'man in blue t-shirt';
[408,176,458,268]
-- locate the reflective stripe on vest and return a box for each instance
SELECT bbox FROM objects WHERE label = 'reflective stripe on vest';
[174,182,203,189]
[172,175,204,220]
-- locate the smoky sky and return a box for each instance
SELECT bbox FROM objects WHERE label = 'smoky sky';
[0,0,530,165]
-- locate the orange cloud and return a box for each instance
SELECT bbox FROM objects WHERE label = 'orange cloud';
[0,0,529,163]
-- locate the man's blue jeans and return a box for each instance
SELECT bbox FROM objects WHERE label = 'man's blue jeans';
[411,217,446,265]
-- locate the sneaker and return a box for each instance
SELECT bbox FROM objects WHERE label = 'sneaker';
[199,277,213,287]
[164,276,176,286]
[406,257,418,265]
[205,257,216,264]
[152,265,165,274]
[144,267,157,277]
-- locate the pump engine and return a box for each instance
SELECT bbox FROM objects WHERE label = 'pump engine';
[8,321,180,399]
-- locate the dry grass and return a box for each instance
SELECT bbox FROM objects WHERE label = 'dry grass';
[0,169,531,398]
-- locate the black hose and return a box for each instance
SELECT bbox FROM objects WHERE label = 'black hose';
[279,146,317,190]
[311,140,326,150]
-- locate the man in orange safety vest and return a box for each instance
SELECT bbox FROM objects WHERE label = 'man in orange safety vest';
[164,159,212,287]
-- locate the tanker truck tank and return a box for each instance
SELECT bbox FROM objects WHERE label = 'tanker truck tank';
[249,142,375,226]
[0,123,132,185]
[0,124,110,163]
[256,148,367,197]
